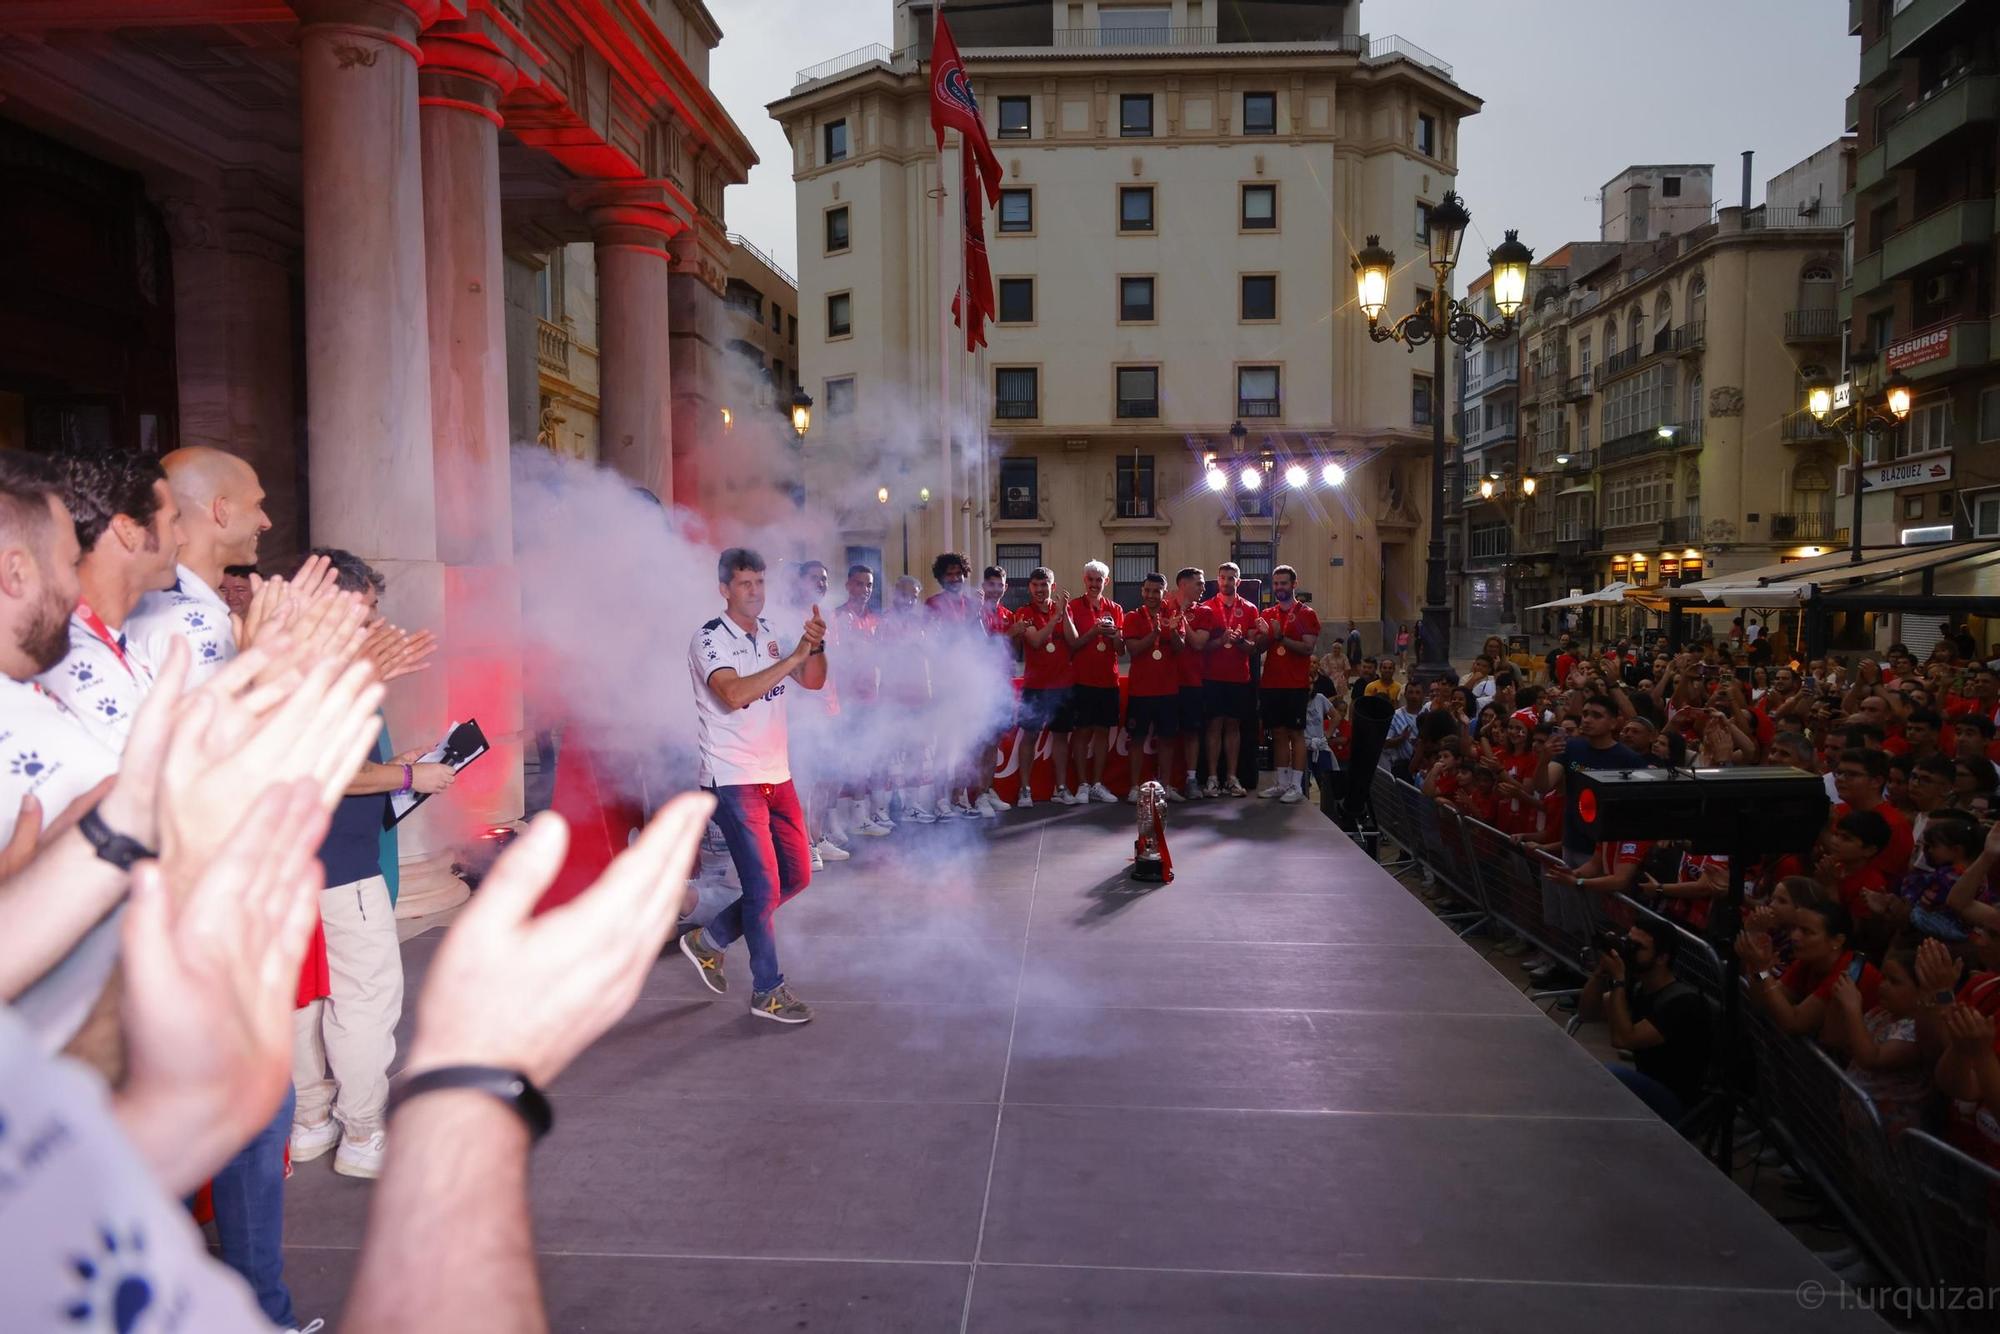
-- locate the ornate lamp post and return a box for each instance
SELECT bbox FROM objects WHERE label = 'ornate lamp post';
[1353,192,1533,682]
[789,386,814,439]
[1803,371,1912,563]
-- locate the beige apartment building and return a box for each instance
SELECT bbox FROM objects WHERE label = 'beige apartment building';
[1450,148,1853,635]
[772,0,1475,638]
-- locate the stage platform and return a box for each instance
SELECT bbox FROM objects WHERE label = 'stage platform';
[283,794,1882,1332]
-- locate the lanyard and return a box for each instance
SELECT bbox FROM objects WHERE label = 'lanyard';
[76,602,137,680]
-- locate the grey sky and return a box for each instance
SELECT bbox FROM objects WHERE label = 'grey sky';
[710,0,1859,286]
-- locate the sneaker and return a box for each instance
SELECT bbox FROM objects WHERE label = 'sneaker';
[856,819,891,837]
[952,795,978,816]
[1017,791,1036,809]
[934,797,959,820]
[1224,778,1248,797]
[680,927,727,995]
[333,1129,386,1179]
[1125,787,1140,803]
[1257,782,1284,799]
[810,847,825,870]
[1165,785,1186,803]
[1184,780,1203,802]
[750,983,814,1025]
[1280,787,1304,804]
[909,806,937,823]
[983,791,1011,812]
[290,1117,340,1164]
[816,839,851,861]
[1203,777,1222,798]
[1091,782,1119,804]
[1054,786,1077,805]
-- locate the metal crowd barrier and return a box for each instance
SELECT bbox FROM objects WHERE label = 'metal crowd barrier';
[1364,767,1997,1326]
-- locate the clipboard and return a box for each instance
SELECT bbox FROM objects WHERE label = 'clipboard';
[388,719,491,826]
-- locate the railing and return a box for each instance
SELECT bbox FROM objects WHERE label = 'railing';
[1779,410,1837,442]
[794,43,897,88]
[1483,362,1520,389]
[995,399,1038,420]
[1769,512,1846,541]
[1562,371,1593,400]
[1601,427,1677,464]
[1117,398,1160,418]
[1560,450,1595,473]
[1733,203,1849,230]
[1783,309,1839,341]
[725,232,797,291]
[1556,529,1601,560]
[1053,25,1222,48]
[1365,34,1453,79]
[1659,516,1699,545]
[1237,397,1281,418]
[1673,321,1706,353]
[1603,346,1642,375]
[536,318,570,377]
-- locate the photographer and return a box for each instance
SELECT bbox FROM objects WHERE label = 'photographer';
[1580,921,1712,1123]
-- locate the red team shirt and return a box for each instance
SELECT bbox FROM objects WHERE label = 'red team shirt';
[1168,598,1204,689]
[1067,594,1123,688]
[1259,601,1321,690]
[1122,606,1179,697]
[1191,594,1261,684]
[1017,600,1075,690]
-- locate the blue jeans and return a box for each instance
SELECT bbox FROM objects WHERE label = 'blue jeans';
[209,1083,296,1325]
[704,780,813,995]
[1606,1061,1686,1124]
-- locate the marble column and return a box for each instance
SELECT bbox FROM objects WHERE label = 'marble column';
[578,183,685,501]
[413,8,540,916]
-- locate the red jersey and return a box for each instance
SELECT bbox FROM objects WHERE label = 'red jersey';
[1781,950,1882,1011]
[1165,598,1204,688]
[1831,800,1914,883]
[982,602,1014,637]
[831,601,879,701]
[1260,601,1321,690]
[1017,600,1075,690]
[1554,652,1577,685]
[1067,594,1123,689]
[1832,864,1890,920]
[1122,606,1178,697]
[924,590,980,623]
[1670,852,1729,932]
[1192,593,1260,684]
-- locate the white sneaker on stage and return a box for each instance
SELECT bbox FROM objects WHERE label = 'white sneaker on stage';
[983,791,1011,812]
[1279,787,1304,804]
[1091,782,1119,804]
[816,838,851,860]
[1124,787,1140,803]
[909,805,938,824]
[1257,782,1284,799]
[810,847,825,870]
[1053,786,1078,805]
[1202,777,1221,798]
[1017,791,1036,808]
[934,797,960,820]
[1165,785,1186,803]
[856,819,891,837]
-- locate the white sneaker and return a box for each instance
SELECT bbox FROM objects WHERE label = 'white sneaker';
[1125,787,1140,803]
[1091,782,1119,804]
[934,797,959,820]
[1257,782,1284,799]
[1165,785,1186,803]
[290,1117,340,1164]
[856,819,891,837]
[1225,778,1248,797]
[810,847,825,870]
[983,791,1012,812]
[952,795,978,815]
[816,838,851,861]
[909,805,938,824]
[334,1129,386,1179]
[1203,777,1221,798]
[1280,787,1304,804]
[1054,786,1077,805]
[1184,780,1202,801]
[1017,791,1036,808]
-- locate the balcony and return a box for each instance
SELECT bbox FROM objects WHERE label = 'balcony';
[1860,35,1891,88]
[1603,346,1642,377]
[1482,363,1520,391]
[1237,397,1281,418]
[536,318,570,377]
[1600,426,1691,465]
[1887,317,1992,382]
[1769,512,1849,543]
[1882,74,2000,171]
[1658,516,1699,546]
[1850,246,1885,296]
[1882,195,1997,281]
[1117,397,1160,419]
[1672,321,1706,354]
[1891,0,1975,58]
[1783,309,1841,342]
[995,398,1038,420]
[1846,88,1861,133]
[1559,450,1595,474]
[1557,529,1601,562]
[1780,410,1840,443]
[1855,142,1886,194]
[1562,370,1593,400]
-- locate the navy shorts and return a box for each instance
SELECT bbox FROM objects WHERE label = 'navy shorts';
[1126,693,1180,740]
[1260,687,1309,731]
[1203,679,1258,725]
[1177,686,1205,735]
[1019,686,1074,733]
[1070,683,1122,730]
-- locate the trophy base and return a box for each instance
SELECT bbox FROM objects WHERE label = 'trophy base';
[1130,858,1169,884]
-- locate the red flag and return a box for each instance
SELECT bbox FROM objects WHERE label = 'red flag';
[951,151,996,350]
[929,14,1001,203]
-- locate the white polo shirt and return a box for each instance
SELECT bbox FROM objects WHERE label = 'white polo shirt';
[689,612,792,787]
[0,676,118,844]
[125,564,234,689]
[36,606,155,753]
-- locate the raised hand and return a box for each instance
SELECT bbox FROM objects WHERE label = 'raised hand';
[362,624,440,684]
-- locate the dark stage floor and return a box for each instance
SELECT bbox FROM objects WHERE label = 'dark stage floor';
[283,795,1882,1332]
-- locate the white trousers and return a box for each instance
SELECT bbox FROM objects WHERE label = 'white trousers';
[291,874,404,1137]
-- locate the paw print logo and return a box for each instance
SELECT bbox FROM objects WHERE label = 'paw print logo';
[63,1224,154,1332]
[10,750,45,778]
[94,698,122,721]
[182,610,207,631]
[199,641,220,662]
[66,661,96,686]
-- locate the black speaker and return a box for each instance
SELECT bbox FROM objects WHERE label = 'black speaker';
[1340,692,1394,823]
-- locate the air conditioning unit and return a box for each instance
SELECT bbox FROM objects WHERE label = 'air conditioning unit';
[1924,274,1958,304]
[1005,486,1033,507]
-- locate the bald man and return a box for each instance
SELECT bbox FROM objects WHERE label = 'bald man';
[125,446,271,687]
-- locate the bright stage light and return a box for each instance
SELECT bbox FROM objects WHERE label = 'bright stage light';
[1239,466,1262,491]
[1206,467,1228,492]
[1322,462,1347,487]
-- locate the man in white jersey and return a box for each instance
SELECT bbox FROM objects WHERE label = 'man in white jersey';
[126,446,271,687]
[37,453,182,751]
[677,548,827,1024]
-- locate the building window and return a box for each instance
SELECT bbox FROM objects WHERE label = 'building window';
[1603,469,1672,528]
[995,541,1041,607]
[1973,490,2000,539]
[1111,542,1157,607]
[772,305,783,332]
[824,119,849,163]
[1100,3,1170,43]
[1238,365,1280,418]
[1116,366,1159,418]
[1116,456,1156,519]
[1979,385,2000,442]
[1231,540,1273,594]
[999,459,1038,520]
[997,95,1031,138]
[1895,396,1951,458]
[826,291,852,338]
[1413,373,1434,426]
[1577,403,1591,452]
[1241,183,1277,230]
[825,207,849,253]
[788,315,797,344]
[1415,286,1432,313]
[1240,274,1277,322]
[1416,112,1436,156]
[998,188,1034,233]
[1602,363,1675,445]
[1119,275,1156,322]
[1416,201,1431,244]
[1469,522,1512,561]
[1662,175,1681,197]
[995,367,1039,419]
[1243,92,1277,135]
[1119,186,1155,232]
[1120,93,1154,137]
[825,376,856,418]
[998,277,1034,324]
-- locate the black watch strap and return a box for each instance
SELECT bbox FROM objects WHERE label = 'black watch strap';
[78,805,156,871]
[388,1065,553,1141]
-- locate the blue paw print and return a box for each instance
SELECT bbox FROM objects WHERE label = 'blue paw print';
[182,610,207,630]
[67,661,96,686]
[10,750,45,778]
[63,1224,153,1333]
[199,642,220,662]
[94,698,122,721]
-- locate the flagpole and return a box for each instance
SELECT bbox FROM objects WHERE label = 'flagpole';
[935,0,955,577]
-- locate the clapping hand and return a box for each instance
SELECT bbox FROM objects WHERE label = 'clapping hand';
[1830,972,1862,1015]
[1916,937,1959,997]
[1734,929,1775,972]
[362,623,440,684]
[793,604,827,663]
[1942,1004,1996,1054]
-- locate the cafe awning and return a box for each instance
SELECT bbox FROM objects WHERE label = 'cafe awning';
[1526,581,1636,611]
[1664,541,2000,608]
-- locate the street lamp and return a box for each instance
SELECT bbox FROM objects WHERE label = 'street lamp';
[789,387,814,439]
[720,406,734,432]
[1353,190,1534,683]
[1803,369,1913,562]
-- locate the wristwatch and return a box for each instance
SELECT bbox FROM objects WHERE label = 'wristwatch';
[1756,968,1779,983]
[77,805,156,871]
[387,1065,553,1141]
[1930,988,1957,1007]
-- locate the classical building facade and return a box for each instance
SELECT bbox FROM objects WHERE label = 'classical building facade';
[1845,0,2000,545]
[0,0,755,911]
[772,0,1474,640]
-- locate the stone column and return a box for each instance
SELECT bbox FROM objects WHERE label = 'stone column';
[412,9,540,917]
[577,183,685,501]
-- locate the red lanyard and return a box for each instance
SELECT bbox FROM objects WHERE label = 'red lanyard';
[75,602,137,679]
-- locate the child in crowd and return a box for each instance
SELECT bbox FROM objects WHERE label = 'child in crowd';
[1829,948,1929,1135]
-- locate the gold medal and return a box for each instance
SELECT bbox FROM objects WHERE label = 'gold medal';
[1097,641,1107,652]
[1276,646,1286,656]
[1151,649,1163,660]
[1045,642,1056,653]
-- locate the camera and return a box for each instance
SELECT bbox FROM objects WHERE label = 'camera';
[1583,928,1639,970]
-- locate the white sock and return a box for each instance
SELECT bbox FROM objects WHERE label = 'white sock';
[1186,770,1197,785]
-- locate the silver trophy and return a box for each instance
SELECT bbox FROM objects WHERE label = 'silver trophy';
[1131,780,1171,883]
